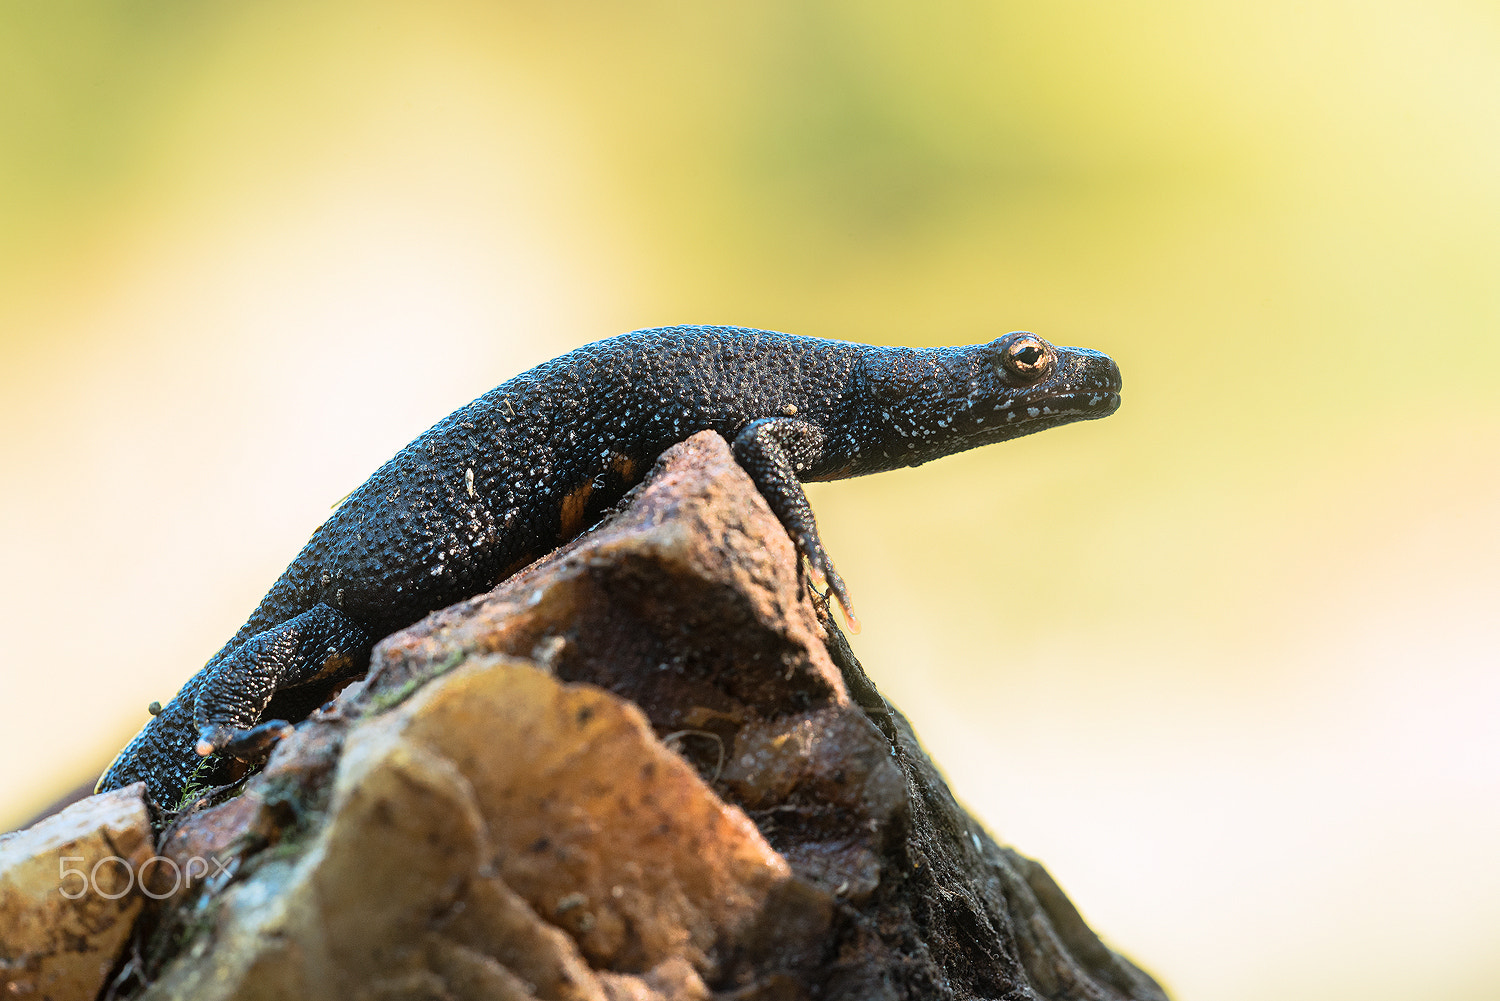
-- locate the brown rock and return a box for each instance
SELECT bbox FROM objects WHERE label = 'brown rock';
[136,655,790,1001]
[361,430,847,725]
[107,431,1166,1000]
[0,782,153,1000]
[378,656,794,971]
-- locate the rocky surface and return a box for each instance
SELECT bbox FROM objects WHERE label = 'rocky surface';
[3,431,1168,1001]
[0,783,154,1000]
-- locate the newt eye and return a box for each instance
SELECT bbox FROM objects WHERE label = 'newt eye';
[997,332,1052,381]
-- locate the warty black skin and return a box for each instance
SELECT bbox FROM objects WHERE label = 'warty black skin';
[97,324,1122,805]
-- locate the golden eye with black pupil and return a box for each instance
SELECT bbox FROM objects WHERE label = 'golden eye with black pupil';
[997,332,1051,381]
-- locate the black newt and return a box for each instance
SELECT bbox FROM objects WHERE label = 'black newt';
[97,324,1121,804]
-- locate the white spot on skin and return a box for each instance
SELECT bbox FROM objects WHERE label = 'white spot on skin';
[465,467,476,498]
[1027,407,1040,418]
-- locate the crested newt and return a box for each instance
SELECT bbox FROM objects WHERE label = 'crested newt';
[96,324,1121,804]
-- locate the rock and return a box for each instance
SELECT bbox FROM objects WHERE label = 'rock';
[24,430,1168,1000]
[0,782,154,1000]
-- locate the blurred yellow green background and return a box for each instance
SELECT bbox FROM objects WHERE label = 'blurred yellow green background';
[2,2,1497,998]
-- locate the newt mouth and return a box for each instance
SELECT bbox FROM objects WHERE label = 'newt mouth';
[1015,390,1121,421]
[1087,391,1122,417]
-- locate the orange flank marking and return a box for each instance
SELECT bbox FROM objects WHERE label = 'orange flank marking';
[307,650,358,684]
[559,479,595,538]
[609,451,638,482]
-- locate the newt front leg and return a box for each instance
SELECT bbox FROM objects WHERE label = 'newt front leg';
[731,417,859,631]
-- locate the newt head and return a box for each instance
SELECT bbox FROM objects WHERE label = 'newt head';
[949,330,1122,453]
[977,330,1122,430]
[855,330,1122,472]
